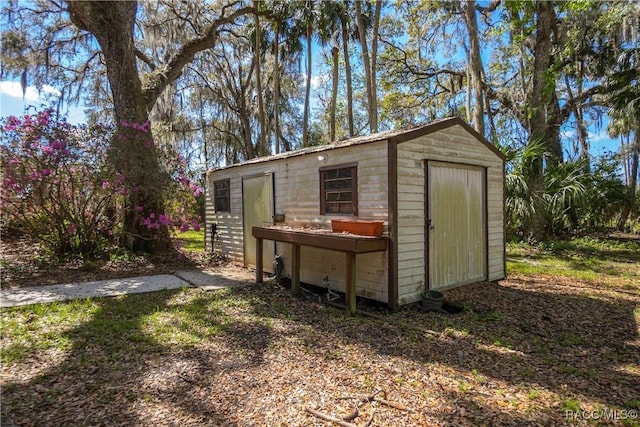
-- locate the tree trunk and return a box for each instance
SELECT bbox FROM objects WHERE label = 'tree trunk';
[330,46,339,141]
[67,1,170,252]
[274,28,281,154]
[528,0,556,241]
[370,0,381,133]
[464,0,485,136]
[303,0,313,147]
[254,3,267,156]
[341,18,354,137]
[618,119,639,229]
[355,0,374,134]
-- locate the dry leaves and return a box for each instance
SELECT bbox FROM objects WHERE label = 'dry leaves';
[1,237,639,426]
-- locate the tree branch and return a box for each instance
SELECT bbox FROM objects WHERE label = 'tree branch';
[141,4,268,110]
[135,48,156,71]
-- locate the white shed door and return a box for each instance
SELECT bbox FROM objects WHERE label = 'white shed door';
[427,161,486,290]
[243,173,274,269]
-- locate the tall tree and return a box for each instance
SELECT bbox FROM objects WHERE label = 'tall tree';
[302,0,314,146]
[253,1,268,157]
[340,2,356,137]
[51,1,259,251]
[457,0,486,135]
[317,0,343,141]
[354,0,380,133]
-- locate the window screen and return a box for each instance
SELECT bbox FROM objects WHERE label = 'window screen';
[320,164,357,215]
[214,179,230,212]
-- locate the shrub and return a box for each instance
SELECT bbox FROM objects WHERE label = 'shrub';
[1,109,117,258]
[1,109,204,259]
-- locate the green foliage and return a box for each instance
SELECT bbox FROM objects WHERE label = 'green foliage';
[503,140,631,239]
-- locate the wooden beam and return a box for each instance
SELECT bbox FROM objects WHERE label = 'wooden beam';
[345,252,357,315]
[255,237,263,283]
[252,226,387,253]
[292,244,301,295]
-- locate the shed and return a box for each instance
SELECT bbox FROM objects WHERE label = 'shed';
[205,117,506,309]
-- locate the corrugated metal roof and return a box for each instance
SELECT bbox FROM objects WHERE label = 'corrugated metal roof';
[207,117,503,173]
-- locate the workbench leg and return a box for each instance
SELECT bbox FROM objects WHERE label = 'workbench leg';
[292,244,301,296]
[255,237,263,283]
[345,252,356,316]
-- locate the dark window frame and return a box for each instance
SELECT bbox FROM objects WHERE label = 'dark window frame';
[213,179,231,212]
[319,163,358,216]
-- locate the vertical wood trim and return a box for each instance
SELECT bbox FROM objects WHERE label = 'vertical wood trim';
[241,176,247,266]
[424,160,430,290]
[503,165,507,280]
[483,166,489,281]
[387,141,398,310]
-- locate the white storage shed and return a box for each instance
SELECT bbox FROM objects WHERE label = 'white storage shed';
[205,117,506,309]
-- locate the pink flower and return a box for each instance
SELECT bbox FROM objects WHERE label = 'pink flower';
[68,224,77,235]
[3,116,20,131]
[158,214,171,226]
[179,223,190,232]
[41,168,52,177]
[51,140,65,150]
[135,205,143,212]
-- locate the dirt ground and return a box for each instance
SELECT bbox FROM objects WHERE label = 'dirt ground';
[0,237,228,289]
[1,237,639,426]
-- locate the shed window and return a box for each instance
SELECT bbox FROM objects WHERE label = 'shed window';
[320,164,358,215]
[214,179,230,212]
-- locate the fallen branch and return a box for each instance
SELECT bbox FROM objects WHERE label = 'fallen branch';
[305,407,359,427]
[343,407,359,422]
[363,389,413,412]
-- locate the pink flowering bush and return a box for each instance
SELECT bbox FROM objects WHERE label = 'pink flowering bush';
[1,109,117,257]
[1,109,204,259]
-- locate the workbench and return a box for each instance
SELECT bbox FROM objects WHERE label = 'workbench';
[252,226,388,315]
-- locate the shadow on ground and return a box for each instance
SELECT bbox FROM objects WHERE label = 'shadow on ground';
[1,272,638,426]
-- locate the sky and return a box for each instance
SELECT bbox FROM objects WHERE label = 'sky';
[0,81,85,124]
[0,76,620,158]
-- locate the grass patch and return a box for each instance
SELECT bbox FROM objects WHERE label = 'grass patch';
[0,288,246,364]
[175,229,205,252]
[507,236,640,285]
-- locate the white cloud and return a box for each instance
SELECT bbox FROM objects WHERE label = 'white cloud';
[0,81,61,102]
[301,74,323,89]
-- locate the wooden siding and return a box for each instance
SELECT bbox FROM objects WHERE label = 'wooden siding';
[206,141,390,303]
[206,121,505,307]
[396,125,505,305]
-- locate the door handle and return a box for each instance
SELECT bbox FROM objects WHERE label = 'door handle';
[428,219,435,230]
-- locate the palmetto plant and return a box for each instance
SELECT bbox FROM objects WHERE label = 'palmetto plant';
[503,139,592,238]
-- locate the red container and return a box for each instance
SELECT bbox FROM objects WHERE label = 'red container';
[331,219,384,237]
